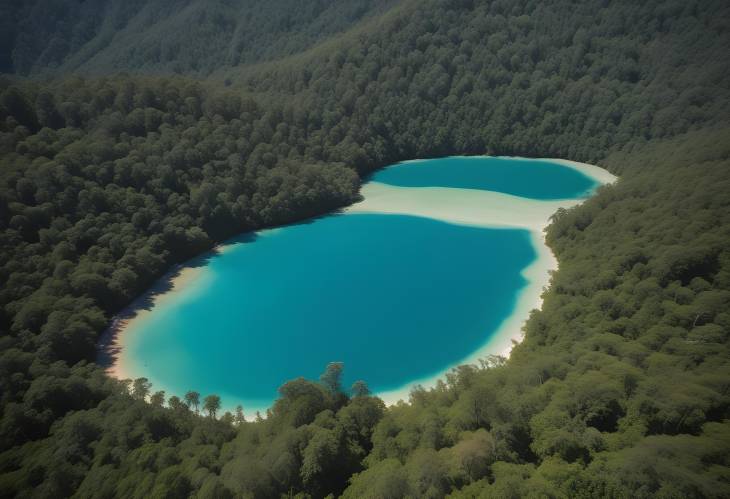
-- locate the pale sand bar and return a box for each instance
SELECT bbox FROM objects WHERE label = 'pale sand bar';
[347,157,617,405]
[104,156,616,411]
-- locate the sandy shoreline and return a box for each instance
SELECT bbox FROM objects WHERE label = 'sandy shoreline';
[540,157,618,186]
[99,263,209,381]
[102,156,616,409]
[355,157,616,405]
[347,183,585,231]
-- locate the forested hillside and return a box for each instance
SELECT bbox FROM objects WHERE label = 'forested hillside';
[0,0,729,497]
[1,0,396,76]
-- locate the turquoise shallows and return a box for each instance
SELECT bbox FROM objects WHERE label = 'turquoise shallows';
[372,156,597,199]
[117,156,600,409]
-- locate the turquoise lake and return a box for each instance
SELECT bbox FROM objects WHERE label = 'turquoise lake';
[372,156,596,199]
[114,157,600,410]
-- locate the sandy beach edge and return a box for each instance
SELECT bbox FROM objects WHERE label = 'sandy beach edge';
[101,156,617,412]
[375,158,617,405]
[99,263,210,381]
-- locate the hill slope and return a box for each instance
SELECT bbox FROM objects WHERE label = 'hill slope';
[1,0,397,76]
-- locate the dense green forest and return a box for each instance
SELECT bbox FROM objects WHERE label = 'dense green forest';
[1,0,729,497]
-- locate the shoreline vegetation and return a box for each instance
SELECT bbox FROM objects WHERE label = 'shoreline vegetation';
[104,156,616,412]
[1,0,728,495]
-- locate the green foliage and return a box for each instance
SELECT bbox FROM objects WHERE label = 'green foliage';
[320,361,345,394]
[0,0,729,497]
[351,380,371,398]
[203,395,221,419]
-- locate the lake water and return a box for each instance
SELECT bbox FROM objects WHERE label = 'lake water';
[372,156,596,199]
[109,157,603,411]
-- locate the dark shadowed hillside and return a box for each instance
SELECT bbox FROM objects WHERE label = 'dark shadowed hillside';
[1,0,397,76]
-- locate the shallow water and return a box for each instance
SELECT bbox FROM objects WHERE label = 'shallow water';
[110,156,602,410]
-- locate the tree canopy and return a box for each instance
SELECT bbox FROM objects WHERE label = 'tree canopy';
[0,0,729,497]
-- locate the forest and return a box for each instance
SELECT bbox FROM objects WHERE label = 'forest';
[0,0,729,497]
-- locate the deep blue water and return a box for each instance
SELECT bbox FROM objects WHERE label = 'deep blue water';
[372,156,597,199]
[119,156,599,409]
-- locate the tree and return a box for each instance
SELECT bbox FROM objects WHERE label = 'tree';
[450,429,497,482]
[168,395,187,412]
[320,362,344,394]
[204,394,221,419]
[221,411,234,425]
[185,391,200,413]
[150,390,165,407]
[300,427,344,495]
[1,86,39,132]
[234,405,245,425]
[35,91,64,129]
[342,459,410,499]
[351,380,370,398]
[132,378,151,401]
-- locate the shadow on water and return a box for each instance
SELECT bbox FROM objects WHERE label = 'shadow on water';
[97,232,259,371]
[97,208,357,373]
